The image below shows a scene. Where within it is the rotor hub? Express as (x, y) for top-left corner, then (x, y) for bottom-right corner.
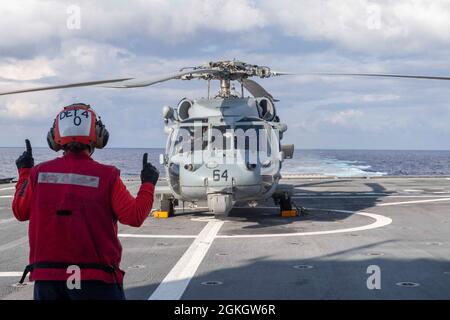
(183, 60), (276, 82)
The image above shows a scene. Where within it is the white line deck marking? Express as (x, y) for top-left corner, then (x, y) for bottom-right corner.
(0, 272), (22, 277)
(0, 196), (13, 198)
(119, 233), (196, 239)
(376, 198), (450, 206)
(216, 210), (392, 239)
(149, 220), (224, 300)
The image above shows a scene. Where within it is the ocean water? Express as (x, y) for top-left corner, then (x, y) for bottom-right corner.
(0, 148), (164, 180)
(2, 148), (450, 179)
(282, 149), (450, 177)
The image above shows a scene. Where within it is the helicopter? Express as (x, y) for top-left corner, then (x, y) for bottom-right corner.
(154, 61), (296, 217)
(2, 59), (450, 217)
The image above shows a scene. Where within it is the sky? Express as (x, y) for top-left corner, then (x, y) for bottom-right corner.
(1, 0), (450, 150)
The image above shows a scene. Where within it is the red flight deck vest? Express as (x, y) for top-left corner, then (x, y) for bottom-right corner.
(27, 153), (124, 283)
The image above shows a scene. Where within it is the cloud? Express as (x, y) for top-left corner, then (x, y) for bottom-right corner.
(2, 1), (450, 149)
(328, 109), (364, 125)
(361, 94), (400, 102)
(0, 90), (63, 121)
(0, 0), (265, 54)
(0, 57), (56, 81)
(3, 0), (450, 55)
(263, 0), (450, 53)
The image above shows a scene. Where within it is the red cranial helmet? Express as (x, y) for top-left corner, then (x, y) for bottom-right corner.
(47, 103), (109, 152)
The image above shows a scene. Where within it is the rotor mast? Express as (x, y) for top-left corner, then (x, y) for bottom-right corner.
(219, 79), (231, 98)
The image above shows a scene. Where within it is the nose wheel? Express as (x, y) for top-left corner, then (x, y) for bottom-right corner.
(208, 193), (233, 218)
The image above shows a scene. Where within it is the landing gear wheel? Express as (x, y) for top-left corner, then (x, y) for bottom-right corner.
(273, 193), (303, 217)
(159, 196), (178, 217)
(278, 194), (293, 211)
(273, 193), (292, 210)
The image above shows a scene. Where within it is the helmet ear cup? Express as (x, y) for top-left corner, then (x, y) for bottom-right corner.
(47, 127), (61, 152)
(95, 120), (109, 149)
(101, 128), (109, 148)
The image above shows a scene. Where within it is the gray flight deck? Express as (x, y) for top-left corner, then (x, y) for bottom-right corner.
(0, 176), (449, 300)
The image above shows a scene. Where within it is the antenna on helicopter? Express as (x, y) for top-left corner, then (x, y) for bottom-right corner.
(207, 79), (211, 99)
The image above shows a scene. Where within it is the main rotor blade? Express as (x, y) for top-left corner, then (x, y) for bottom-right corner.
(241, 79), (276, 101)
(101, 69), (219, 88)
(315, 73), (450, 81)
(0, 78), (133, 96)
(0, 69), (219, 96)
(271, 70), (295, 76)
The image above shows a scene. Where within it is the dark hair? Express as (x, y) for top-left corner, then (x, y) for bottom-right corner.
(63, 142), (91, 153)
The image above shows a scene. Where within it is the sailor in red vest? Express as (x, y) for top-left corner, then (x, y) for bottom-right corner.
(12, 103), (159, 300)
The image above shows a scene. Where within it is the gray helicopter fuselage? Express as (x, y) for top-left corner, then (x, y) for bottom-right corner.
(160, 96), (290, 214)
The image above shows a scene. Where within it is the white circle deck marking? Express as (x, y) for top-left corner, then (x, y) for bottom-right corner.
(124, 208), (393, 240)
(215, 209), (392, 239)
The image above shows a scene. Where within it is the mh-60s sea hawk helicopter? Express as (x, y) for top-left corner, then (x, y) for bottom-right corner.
(0, 60), (297, 217)
(155, 61), (297, 217)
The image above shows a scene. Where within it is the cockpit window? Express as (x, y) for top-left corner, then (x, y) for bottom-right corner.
(167, 123), (208, 156)
(167, 122), (278, 164)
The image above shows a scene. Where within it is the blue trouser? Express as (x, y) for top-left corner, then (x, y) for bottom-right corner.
(33, 281), (126, 300)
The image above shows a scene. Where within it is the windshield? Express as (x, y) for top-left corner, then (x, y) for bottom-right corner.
(167, 122), (279, 165)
